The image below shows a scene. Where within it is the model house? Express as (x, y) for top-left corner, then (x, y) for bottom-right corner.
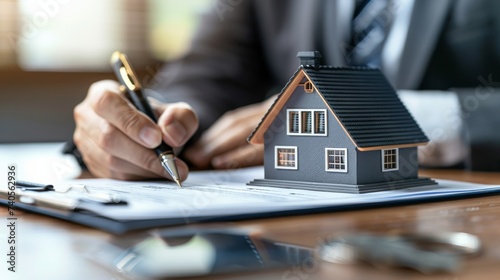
(248, 51), (436, 193)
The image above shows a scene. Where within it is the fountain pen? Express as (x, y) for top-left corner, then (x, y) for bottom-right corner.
(110, 51), (182, 187)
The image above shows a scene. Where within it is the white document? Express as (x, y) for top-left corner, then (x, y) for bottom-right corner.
(40, 166), (500, 222)
(3, 144), (499, 226)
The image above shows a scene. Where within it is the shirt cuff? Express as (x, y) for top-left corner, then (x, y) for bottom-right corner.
(397, 90), (468, 167)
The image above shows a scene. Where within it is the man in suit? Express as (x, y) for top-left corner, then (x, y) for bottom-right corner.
(73, 0), (500, 181)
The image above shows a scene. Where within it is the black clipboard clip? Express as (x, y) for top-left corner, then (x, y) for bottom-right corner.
(16, 181), (55, 191)
(0, 181), (128, 211)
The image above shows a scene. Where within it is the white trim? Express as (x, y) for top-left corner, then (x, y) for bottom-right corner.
(275, 146), (298, 170)
(325, 148), (348, 173)
(287, 109), (301, 135)
(286, 109), (327, 136)
(381, 148), (399, 172)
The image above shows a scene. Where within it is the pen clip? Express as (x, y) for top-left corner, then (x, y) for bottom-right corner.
(111, 51), (142, 92)
(120, 67), (137, 91)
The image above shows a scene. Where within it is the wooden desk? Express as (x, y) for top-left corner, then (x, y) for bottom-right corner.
(2, 168), (500, 280)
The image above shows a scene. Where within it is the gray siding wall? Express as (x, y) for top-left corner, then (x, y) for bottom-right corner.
(263, 86), (358, 184)
(356, 147), (419, 184)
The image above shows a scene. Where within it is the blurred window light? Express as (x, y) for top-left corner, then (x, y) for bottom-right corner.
(148, 0), (211, 61)
(16, 0), (128, 71)
(0, 0), (17, 66)
(1, 0), (209, 71)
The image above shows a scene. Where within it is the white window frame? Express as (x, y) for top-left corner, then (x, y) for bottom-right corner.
(381, 148), (399, 172)
(325, 148), (348, 173)
(286, 109), (327, 136)
(275, 146), (298, 170)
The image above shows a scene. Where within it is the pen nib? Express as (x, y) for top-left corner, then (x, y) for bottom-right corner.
(174, 178), (182, 188)
(159, 153), (182, 188)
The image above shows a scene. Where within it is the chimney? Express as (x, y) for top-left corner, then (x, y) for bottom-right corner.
(297, 51), (322, 67)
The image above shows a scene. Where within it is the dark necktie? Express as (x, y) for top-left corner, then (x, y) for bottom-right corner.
(348, 0), (392, 67)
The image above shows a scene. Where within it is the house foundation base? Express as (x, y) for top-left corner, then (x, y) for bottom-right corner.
(247, 177), (438, 194)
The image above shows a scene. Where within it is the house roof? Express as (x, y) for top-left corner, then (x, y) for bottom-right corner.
(248, 65), (429, 151)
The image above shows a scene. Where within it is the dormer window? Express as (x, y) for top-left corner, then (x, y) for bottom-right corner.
(287, 109), (327, 136)
(304, 81), (314, 93)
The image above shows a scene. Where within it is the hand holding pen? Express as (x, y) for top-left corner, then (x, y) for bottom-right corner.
(111, 51), (185, 186)
(72, 53), (198, 182)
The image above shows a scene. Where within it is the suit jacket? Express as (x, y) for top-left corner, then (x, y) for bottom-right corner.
(154, 0), (500, 170)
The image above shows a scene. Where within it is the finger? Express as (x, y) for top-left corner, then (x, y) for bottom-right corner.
(76, 126), (190, 181)
(74, 119), (159, 178)
(87, 81), (162, 149)
(79, 144), (157, 180)
(147, 96), (165, 117)
(79, 106), (167, 176)
(211, 144), (264, 169)
(157, 102), (199, 148)
(201, 95), (276, 142)
(183, 99), (270, 169)
(74, 104), (189, 181)
(184, 116), (256, 169)
(199, 105), (263, 145)
(193, 124), (250, 159)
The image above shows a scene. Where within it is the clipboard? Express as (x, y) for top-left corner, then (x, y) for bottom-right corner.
(2, 174), (500, 234)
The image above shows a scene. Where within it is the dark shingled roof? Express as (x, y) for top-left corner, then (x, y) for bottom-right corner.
(302, 65), (428, 147)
